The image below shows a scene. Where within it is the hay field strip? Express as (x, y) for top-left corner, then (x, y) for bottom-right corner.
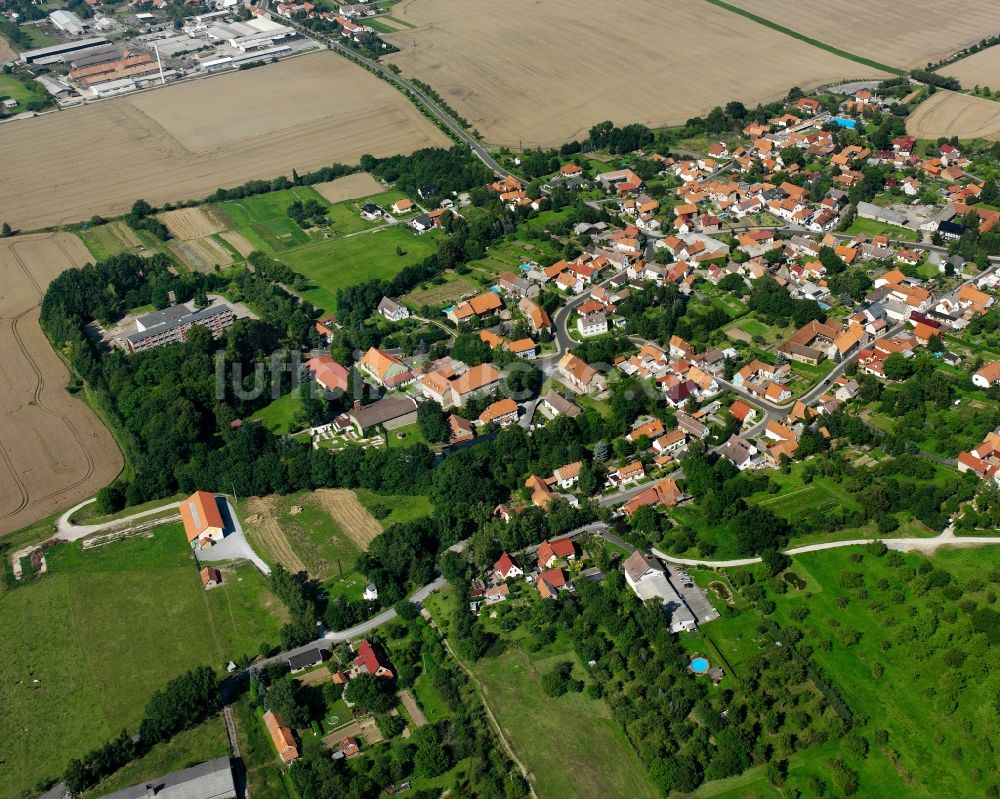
(314, 489), (382, 549)
(723, 0), (1000, 69)
(0, 52), (449, 231)
(383, 0), (888, 147)
(0, 233), (122, 536)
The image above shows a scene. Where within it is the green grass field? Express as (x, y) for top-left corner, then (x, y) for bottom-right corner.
(0, 74), (46, 111)
(354, 489), (433, 528)
(323, 189), (410, 235)
(384, 421), (429, 449)
(1, 526), (221, 797)
(204, 562), (288, 662)
(248, 390), (304, 435)
(847, 216), (919, 242)
(474, 645), (657, 799)
(220, 187), (330, 252)
(282, 226), (442, 313)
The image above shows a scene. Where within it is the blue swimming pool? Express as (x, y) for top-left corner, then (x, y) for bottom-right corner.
(830, 116), (858, 129)
(690, 657), (710, 674)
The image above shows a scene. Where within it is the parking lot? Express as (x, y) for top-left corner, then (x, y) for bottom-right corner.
(667, 567), (721, 626)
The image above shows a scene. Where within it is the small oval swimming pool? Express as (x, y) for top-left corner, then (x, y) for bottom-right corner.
(690, 657), (710, 674)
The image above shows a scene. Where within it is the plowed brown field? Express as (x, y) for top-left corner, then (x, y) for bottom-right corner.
(0, 233), (123, 535)
(0, 52), (449, 231)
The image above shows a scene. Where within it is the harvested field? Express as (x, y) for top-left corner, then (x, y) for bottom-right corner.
(0, 52), (449, 231)
(0, 234), (123, 536)
(403, 274), (478, 307)
(906, 89), (1000, 140)
(0, 35), (16, 64)
(383, 0), (886, 147)
(168, 235), (235, 272)
(220, 231), (256, 257)
(314, 488), (383, 549)
(241, 491), (375, 580)
(313, 173), (385, 204)
(942, 45), (1000, 91)
(243, 496), (307, 575)
(159, 206), (231, 240)
(725, 0), (1000, 68)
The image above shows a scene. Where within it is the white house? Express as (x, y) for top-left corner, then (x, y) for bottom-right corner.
(377, 296), (410, 322)
(577, 312), (608, 338)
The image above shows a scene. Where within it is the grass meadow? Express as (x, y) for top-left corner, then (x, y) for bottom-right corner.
(473, 643), (658, 799)
(249, 390), (304, 435)
(0, 526), (222, 797)
(283, 226), (442, 313)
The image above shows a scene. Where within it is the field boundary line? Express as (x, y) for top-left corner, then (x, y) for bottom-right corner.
(701, 0), (904, 75)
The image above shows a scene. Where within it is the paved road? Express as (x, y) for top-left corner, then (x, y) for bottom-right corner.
(195, 499), (271, 576)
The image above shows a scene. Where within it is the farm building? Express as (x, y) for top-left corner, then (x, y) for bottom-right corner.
(180, 490), (226, 550)
(97, 756), (236, 799)
(344, 396), (418, 434)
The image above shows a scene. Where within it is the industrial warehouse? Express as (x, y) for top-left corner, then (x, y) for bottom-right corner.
(11, 9), (316, 105)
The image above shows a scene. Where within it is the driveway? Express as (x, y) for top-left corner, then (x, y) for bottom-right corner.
(195, 497), (270, 576)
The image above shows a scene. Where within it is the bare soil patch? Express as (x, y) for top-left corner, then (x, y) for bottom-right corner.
(0, 36), (16, 64)
(398, 689), (427, 727)
(168, 236), (235, 272)
(726, 0), (1000, 68)
(0, 233), (123, 536)
(313, 173), (385, 203)
(159, 206), (231, 240)
(313, 489), (383, 549)
(383, 0), (885, 147)
(220, 231), (256, 258)
(323, 717), (383, 747)
(296, 666), (332, 686)
(0, 52), (449, 230)
(243, 496), (307, 575)
(906, 89), (1000, 140)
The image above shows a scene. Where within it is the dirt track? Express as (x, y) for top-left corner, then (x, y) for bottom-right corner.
(906, 90), (1000, 140)
(0, 233), (123, 536)
(0, 52), (449, 231)
(383, 0), (886, 147)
